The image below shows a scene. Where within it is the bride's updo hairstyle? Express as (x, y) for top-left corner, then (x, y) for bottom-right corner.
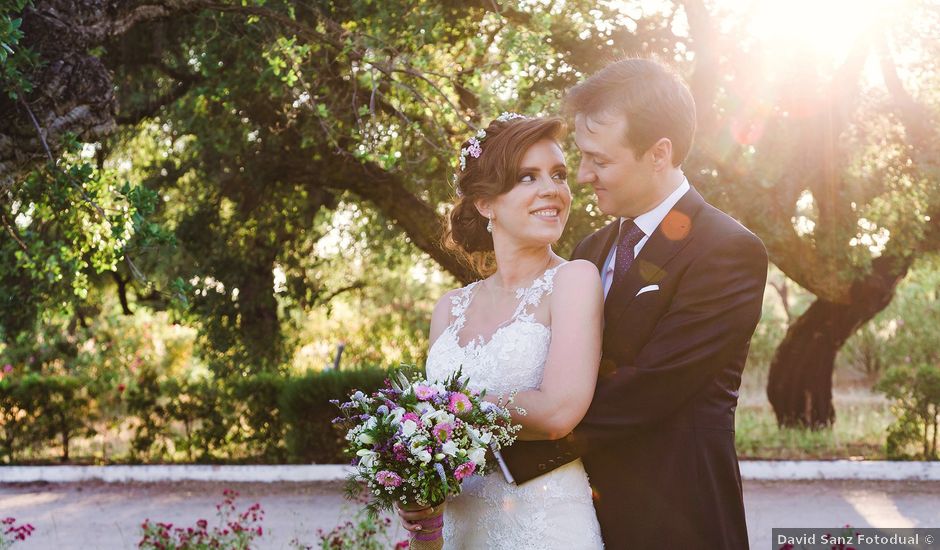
(446, 116), (565, 270)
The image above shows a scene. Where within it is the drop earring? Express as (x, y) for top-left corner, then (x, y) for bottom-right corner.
(486, 216), (494, 234)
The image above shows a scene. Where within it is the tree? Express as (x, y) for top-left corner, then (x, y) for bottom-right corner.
(0, 0), (179, 339)
(2, 1), (938, 424)
(693, 9), (940, 427)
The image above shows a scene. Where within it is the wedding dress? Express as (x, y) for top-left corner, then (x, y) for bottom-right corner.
(425, 263), (604, 549)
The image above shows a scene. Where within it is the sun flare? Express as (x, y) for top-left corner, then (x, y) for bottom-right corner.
(606, 0), (911, 65)
(740, 0), (895, 62)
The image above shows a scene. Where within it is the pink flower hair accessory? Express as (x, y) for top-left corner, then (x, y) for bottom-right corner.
(456, 112), (527, 172)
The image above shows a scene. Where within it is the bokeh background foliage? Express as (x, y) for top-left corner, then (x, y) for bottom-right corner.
(0, 0), (938, 463)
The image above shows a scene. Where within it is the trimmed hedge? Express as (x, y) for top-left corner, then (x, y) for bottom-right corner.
(280, 367), (387, 464)
(0, 367), (388, 464)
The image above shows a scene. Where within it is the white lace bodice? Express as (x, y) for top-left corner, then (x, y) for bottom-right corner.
(424, 263), (604, 549)
(425, 264), (560, 394)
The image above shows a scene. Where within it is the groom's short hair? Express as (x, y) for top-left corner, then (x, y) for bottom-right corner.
(565, 58), (696, 167)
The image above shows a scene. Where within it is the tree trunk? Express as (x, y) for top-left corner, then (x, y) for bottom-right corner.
(931, 405), (937, 460)
(236, 254), (282, 368)
(767, 254), (912, 428)
(61, 425), (69, 463)
(111, 270), (132, 315)
(0, 0), (216, 188)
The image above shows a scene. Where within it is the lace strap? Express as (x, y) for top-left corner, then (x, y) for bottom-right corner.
(509, 263), (564, 322)
(449, 281), (480, 331)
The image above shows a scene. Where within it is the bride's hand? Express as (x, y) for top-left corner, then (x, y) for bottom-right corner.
(395, 503), (440, 532)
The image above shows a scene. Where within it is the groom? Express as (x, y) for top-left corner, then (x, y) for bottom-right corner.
(499, 58), (768, 549)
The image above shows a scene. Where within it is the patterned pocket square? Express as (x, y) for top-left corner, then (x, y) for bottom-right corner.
(635, 284), (659, 297)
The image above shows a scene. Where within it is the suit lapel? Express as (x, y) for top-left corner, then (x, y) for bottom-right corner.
(581, 220), (620, 272)
(603, 187), (706, 324)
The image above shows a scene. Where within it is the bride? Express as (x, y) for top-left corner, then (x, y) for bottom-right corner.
(402, 114), (604, 549)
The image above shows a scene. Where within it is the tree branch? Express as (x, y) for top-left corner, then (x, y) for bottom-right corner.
(110, 270), (133, 315)
(319, 281), (367, 304)
(306, 153), (476, 285)
(69, 1), (335, 45)
(115, 63), (203, 126)
(0, 204), (29, 253)
(877, 33), (934, 147)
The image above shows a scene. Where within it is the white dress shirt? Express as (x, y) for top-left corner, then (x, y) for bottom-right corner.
(602, 179), (691, 298)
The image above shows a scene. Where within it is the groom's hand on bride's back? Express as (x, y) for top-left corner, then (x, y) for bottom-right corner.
(395, 503), (434, 532)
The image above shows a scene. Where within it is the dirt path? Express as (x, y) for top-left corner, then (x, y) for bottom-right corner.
(0, 481), (389, 549)
(2, 480), (938, 549)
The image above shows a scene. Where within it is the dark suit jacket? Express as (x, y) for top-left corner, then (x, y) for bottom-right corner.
(501, 186), (768, 550)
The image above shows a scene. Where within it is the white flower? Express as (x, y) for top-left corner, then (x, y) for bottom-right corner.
(496, 112), (526, 122)
(357, 432), (374, 445)
(357, 449), (378, 470)
(422, 409), (453, 426)
(345, 426), (361, 441)
(441, 440), (458, 457)
(466, 426), (484, 444)
(389, 407), (405, 426)
(401, 419), (418, 438)
(476, 129), (487, 139)
(477, 431), (492, 445)
(410, 439), (432, 463)
(414, 401), (434, 414)
(468, 446), (487, 467)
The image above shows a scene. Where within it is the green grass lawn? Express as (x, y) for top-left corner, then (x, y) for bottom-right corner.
(734, 361), (894, 460)
(735, 397), (893, 460)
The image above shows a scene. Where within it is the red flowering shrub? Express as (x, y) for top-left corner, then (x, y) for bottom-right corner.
(1, 517), (35, 549)
(138, 489), (264, 549)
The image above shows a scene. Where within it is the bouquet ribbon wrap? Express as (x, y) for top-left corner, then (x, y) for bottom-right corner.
(404, 502), (446, 550)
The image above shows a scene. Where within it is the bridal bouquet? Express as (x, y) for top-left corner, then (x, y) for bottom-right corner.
(332, 368), (521, 549)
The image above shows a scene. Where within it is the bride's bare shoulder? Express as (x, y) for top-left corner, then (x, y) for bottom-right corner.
(554, 259), (601, 287)
(550, 261), (602, 317)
